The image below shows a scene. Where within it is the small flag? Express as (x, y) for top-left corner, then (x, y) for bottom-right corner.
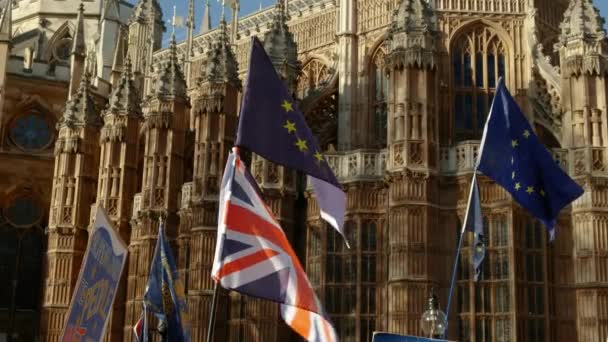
(212, 150), (337, 342)
(171, 5), (184, 28)
(143, 221), (190, 341)
(133, 304), (148, 342)
(172, 15), (184, 27)
(219, 0), (234, 8)
(463, 174), (485, 281)
(477, 79), (584, 239)
(236, 37), (348, 245)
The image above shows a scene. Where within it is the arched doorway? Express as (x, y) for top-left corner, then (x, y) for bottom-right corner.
(0, 194), (45, 341)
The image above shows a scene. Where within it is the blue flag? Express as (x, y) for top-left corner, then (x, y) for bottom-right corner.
(477, 79), (584, 238)
(372, 332), (447, 342)
(143, 221), (190, 341)
(235, 37), (347, 243)
(463, 174), (485, 281)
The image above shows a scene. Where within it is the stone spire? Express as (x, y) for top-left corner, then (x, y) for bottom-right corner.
(386, 0), (438, 69)
(202, 17), (240, 88)
(62, 75), (102, 127)
(101, 0), (121, 22)
(263, 0), (299, 91)
(153, 35), (187, 98)
(72, 4), (86, 57)
(0, 0), (12, 43)
(559, 0), (606, 45)
(229, 0), (239, 43)
(111, 26), (127, 86)
(201, 0), (211, 34)
(108, 58), (142, 117)
(69, 4), (87, 98)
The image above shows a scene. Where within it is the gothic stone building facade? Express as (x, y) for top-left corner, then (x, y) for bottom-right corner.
(0, 0), (607, 341)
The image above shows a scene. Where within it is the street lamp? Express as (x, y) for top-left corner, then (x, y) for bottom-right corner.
(158, 318), (168, 342)
(421, 289), (447, 339)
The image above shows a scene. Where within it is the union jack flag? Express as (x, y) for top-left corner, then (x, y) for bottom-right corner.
(211, 149), (337, 342)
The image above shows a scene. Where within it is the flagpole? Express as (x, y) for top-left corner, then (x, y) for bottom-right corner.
(443, 172), (478, 339)
(206, 282), (220, 342)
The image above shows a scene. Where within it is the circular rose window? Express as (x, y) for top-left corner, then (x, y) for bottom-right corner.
(53, 38), (73, 62)
(4, 196), (43, 228)
(9, 114), (53, 151)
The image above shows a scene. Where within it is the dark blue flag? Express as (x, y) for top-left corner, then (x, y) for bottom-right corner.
(477, 79), (584, 238)
(143, 221), (190, 341)
(463, 174), (485, 281)
(236, 37), (347, 242)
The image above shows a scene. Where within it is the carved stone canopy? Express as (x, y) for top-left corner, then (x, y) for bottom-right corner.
(201, 19), (241, 89)
(107, 58), (142, 118)
(129, 0), (163, 25)
(263, 0), (300, 90)
(558, 0), (606, 46)
(60, 75), (102, 128)
(385, 0), (438, 70)
(153, 36), (188, 100)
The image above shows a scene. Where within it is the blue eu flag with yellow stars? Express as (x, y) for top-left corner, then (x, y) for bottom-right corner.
(477, 79), (584, 239)
(143, 220), (190, 341)
(236, 37), (347, 242)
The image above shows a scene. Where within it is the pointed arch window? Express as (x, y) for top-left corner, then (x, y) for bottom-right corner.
(371, 48), (388, 147)
(452, 28), (507, 141)
(458, 213), (513, 342)
(310, 218), (380, 342)
(0, 194), (45, 341)
(296, 59), (331, 100)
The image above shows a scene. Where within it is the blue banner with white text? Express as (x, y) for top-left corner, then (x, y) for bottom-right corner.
(372, 332), (448, 342)
(60, 208), (128, 342)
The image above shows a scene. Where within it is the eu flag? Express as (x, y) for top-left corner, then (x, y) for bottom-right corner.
(143, 221), (190, 341)
(236, 37), (347, 241)
(477, 79), (584, 238)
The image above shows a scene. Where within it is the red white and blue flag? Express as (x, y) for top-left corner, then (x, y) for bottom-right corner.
(133, 304), (147, 342)
(212, 150), (337, 342)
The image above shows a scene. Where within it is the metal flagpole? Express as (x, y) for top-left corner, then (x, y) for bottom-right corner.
(206, 282), (220, 342)
(442, 172), (478, 339)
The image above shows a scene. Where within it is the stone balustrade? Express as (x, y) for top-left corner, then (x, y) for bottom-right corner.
(309, 143), (608, 182)
(440, 142), (608, 177)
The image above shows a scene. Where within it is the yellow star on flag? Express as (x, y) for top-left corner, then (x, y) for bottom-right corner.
(295, 138), (308, 152)
(515, 182), (521, 191)
(540, 189), (546, 197)
(523, 130), (531, 138)
(526, 186), (535, 194)
(512, 171), (516, 179)
(282, 100), (294, 113)
(512, 139), (518, 148)
(283, 120), (296, 134)
(314, 151), (324, 163)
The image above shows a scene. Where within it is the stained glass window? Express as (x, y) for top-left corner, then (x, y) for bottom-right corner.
(452, 27), (507, 141)
(10, 114), (53, 151)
